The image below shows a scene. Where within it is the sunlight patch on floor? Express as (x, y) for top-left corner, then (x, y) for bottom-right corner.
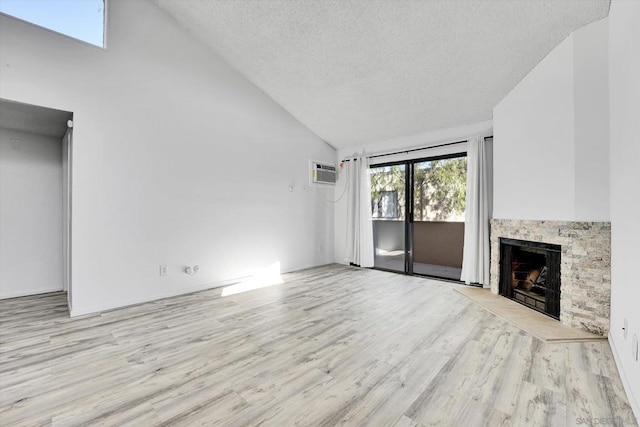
(221, 262), (283, 297)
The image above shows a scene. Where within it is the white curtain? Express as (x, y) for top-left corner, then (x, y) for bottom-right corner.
(461, 135), (492, 286)
(346, 156), (375, 267)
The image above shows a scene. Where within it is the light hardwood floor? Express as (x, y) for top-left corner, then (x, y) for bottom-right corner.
(0, 265), (636, 426)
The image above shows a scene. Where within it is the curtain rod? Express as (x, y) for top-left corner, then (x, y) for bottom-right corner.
(341, 135), (492, 162)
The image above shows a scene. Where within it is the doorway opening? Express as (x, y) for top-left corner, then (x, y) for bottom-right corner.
(0, 98), (73, 311)
(370, 153), (467, 280)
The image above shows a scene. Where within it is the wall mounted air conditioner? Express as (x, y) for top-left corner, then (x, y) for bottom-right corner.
(310, 160), (337, 185)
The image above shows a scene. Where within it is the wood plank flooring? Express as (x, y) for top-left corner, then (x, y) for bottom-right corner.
(0, 265), (636, 426)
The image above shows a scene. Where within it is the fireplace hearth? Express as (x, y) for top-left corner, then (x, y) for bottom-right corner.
(499, 238), (561, 319)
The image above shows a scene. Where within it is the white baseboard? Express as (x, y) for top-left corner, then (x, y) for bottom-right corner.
(0, 287), (64, 300)
(608, 333), (640, 423)
(69, 276), (247, 317)
(68, 262), (336, 317)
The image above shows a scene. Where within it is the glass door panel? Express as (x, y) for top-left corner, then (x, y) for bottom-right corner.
(370, 164), (406, 272)
(412, 156), (467, 280)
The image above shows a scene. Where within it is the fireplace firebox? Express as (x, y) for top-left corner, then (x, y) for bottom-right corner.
(499, 238), (561, 319)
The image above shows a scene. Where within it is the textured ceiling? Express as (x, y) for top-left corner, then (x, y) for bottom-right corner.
(152, 0), (610, 149)
(0, 99), (72, 138)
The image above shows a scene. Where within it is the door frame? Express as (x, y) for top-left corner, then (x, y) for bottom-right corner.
(62, 124), (73, 311)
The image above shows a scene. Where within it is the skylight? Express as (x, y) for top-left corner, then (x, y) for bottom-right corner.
(0, 0), (105, 47)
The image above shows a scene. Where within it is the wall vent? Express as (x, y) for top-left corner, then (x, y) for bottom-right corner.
(310, 160), (337, 185)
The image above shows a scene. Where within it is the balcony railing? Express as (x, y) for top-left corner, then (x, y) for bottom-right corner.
(373, 219), (464, 279)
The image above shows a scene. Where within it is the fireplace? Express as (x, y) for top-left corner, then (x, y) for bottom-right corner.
(499, 238), (561, 319)
(491, 219), (611, 335)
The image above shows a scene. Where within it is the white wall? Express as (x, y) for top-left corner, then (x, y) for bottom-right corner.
(493, 19), (610, 222)
(0, 0), (335, 315)
(336, 120), (493, 163)
(0, 128), (63, 298)
(574, 18), (610, 221)
(333, 121), (493, 264)
(493, 35), (576, 220)
(608, 0), (640, 418)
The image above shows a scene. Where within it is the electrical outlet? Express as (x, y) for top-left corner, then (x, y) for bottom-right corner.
(632, 334), (639, 361)
(160, 264), (168, 276)
(624, 318), (628, 340)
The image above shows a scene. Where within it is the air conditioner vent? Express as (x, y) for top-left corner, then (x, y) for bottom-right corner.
(310, 160), (337, 185)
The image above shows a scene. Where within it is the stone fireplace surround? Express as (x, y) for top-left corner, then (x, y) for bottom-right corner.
(490, 219), (611, 335)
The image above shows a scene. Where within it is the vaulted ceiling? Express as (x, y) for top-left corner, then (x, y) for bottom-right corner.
(152, 0), (610, 149)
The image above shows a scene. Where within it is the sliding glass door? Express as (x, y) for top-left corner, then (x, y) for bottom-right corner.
(370, 154), (467, 280)
(370, 164), (407, 273)
(411, 156), (467, 279)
